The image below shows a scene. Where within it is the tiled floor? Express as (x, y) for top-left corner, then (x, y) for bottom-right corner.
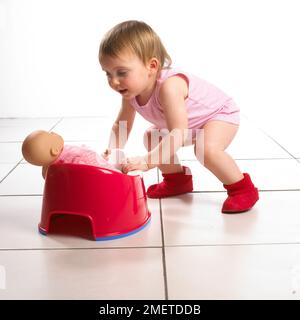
(1, 116), (300, 300)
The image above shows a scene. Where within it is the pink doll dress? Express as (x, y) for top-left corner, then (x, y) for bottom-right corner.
(54, 145), (120, 172)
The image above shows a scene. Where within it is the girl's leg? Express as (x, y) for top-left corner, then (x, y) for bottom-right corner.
(194, 120), (258, 213)
(143, 127), (183, 174)
(143, 126), (193, 198)
(194, 120), (243, 185)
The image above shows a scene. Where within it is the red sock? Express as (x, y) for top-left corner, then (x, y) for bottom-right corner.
(222, 173), (259, 213)
(147, 166), (193, 198)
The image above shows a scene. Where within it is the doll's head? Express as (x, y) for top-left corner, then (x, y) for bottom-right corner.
(22, 130), (64, 166)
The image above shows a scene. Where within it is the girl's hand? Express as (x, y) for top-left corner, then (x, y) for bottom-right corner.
(102, 149), (111, 161)
(121, 156), (155, 174)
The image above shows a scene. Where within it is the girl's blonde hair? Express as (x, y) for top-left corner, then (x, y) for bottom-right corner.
(99, 20), (172, 70)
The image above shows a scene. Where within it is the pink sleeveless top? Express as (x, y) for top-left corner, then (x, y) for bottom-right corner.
(130, 68), (240, 131)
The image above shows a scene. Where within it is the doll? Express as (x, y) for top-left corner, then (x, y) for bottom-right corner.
(21, 130), (124, 178)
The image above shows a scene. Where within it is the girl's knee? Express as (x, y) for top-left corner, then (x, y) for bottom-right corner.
(143, 130), (151, 150)
(194, 143), (221, 167)
(143, 127), (168, 151)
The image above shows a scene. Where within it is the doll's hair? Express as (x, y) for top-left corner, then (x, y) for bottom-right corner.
(99, 20), (172, 70)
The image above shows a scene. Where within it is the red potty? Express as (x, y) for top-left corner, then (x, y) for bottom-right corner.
(39, 163), (151, 240)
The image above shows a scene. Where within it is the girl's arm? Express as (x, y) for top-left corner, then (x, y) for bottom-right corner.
(106, 98), (136, 151)
(146, 76), (188, 166)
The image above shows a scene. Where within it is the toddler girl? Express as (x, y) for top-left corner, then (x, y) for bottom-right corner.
(99, 20), (259, 213)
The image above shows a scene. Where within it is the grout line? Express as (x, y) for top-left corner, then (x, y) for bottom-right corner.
(1, 188), (300, 198)
(0, 117), (62, 120)
(242, 114), (299, 160)
(159, 197), (169, 300)
(2, 241), (300, 252)
(0, 194), (43, 197)
(233, 157), (295, 161)
(0, 141), (26, 144)
(164, 242), (300, 248)
(155, 168), (169, 300)
(191, 189), (300, 193)
(0, 116), (110, 120)
(49, 118), (64, 131)
(0, 116), (61, 184)
(0, 159), (23, 184)
(0, 140), (107, 142)
(0, 246), (163, 252)
(15, 115), (112, 119)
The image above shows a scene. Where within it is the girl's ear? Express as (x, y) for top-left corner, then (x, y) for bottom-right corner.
(148, 58), (159, 73)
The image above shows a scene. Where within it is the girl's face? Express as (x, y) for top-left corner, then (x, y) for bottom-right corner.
(100, 51), (158, 101)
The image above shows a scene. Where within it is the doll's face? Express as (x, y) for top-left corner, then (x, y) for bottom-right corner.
(22, 130), (64, 166)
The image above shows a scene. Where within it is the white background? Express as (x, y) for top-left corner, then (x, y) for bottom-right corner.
(1, 0), (299, 136)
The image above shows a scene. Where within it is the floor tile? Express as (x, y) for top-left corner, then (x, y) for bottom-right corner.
(0, 248), (164, 299)
(0, 196), (161, 249)
(0, 118), (61, 142)
(226, 118), (291, 159)
(163, 159), (300, 191)
(176, 118), (291, 161)
(0, 164), (17, 182)
(0, 142), (23, 164)
(237, 159), (300, 190)
(51, 117), (112, 142)
(0, 164), (44, 195)
(166, 244), (300, 299)
(257, 118), (300, 158)
(162, 191), (300, 246)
